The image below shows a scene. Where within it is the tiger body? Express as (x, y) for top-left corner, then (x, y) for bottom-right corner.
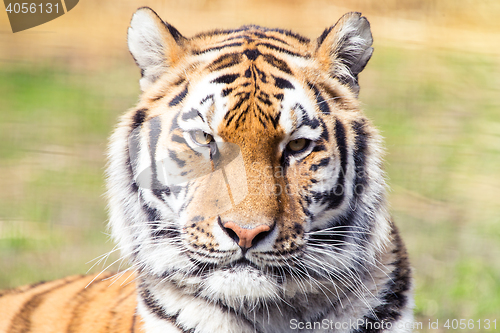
(1, 7), (413, 333)
(0, 272), (141, 332)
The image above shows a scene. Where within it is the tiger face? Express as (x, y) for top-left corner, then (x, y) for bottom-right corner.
(107, 8), (411, 331)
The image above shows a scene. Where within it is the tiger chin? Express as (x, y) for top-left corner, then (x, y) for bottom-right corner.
(1, 7), (414, 333)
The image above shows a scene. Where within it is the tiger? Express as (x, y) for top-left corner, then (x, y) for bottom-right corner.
(0, 7), (414, 333)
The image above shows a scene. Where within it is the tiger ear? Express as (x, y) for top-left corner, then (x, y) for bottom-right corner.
(128, 7), (186, 91)
(316, 12), (373, 95)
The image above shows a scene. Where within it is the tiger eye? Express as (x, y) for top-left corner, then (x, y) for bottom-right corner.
(287, 138), (308, 152)
(192, 130), (214, 146)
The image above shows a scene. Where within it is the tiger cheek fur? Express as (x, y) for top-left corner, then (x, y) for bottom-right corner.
(0, 7), (413, 333)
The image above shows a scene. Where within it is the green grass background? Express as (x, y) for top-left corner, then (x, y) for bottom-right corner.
(1, 1), (499, 331)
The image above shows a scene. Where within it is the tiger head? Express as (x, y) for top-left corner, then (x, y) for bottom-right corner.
(107, 7), (391, 313)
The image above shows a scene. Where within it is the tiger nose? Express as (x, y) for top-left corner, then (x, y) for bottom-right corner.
(221, 221), (272, 249)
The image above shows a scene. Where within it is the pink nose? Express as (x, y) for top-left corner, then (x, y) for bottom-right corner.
(222, 222), (271, 249)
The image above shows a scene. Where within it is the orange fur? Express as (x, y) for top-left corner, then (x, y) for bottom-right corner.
(0, 273), (143, 333)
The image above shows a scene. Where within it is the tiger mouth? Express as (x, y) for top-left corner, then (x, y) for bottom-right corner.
(188, 255), (261, 275)
(228, 257), (259, 269)
(185, 248), (307, 281)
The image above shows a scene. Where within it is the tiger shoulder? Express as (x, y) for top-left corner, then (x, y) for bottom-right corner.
(1, 7), (413, 333)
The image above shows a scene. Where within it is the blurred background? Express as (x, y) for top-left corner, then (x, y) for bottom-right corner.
(1, 0), (499, 330)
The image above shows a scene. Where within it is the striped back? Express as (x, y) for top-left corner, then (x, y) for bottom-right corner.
(0, 272), (141, 333)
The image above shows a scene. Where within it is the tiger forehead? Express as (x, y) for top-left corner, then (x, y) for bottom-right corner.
(183, 28), (311, 141)
(191, 25), (311, 56)
(209, 54), (292, 141)
(193, 26), (312, 76)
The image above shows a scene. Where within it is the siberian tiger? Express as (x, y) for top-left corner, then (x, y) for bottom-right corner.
(0, 7), (413, 333)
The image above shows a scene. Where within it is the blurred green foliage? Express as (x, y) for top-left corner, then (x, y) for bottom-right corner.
(0, 63), (138, 286)
(0, 44), (499, 329)
(363, 45), (500, 323)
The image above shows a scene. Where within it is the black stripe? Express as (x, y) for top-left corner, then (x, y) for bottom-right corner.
(194, 27), (252, 39)
(168, 149), (186, 168)
(234, 106), (249, 130)
(254, 66), (268, 83)
(222, 87), (233, 97)
(128, 180), (139, 193)
(194, 42), (243, 55)
(310, 119), (374, 247)
(170, 113), (179, 132)
(302, 115), (320, 129)
(128, 123), (142, 182)
(243, 48), (260, 61)
(320, 120), (330, 141)
(131, 312), (136, 333)
(224, 112), (236, 127)
(329, 119), (347, 209)
(165, 22), (185, 43)
(171, 134), (186, 144)
(244, 68), (251, 78)
(0, 280), (49, 298)
(182, 108), (202, 121)
(211, 73), (239, 85)
(208, 53), (242, 71)
(174, 77), (186, 86)
(200, 94), (214, 105)
(169, 85), (189, 107)
(319, 82), (341, 104)
(256, 42), (305, 58)
(311, 144), (326, 152)
(271, 112), (281, 129)
(255, 104), (270, 123)
(273, 76), (294, 89)
(107, 289), (136, 332)
(294, 103), (306, 115)
(132, 108), (148, 129)
(310, 157), (330, 172)
(353, 224), (411, 333)
(219, 34), (252, 43)
(295, 103), (320, 130)
(126, 145), (138, 194)
(257, 94), (272, 106)
(150, 94), (164, 102)
(352, 120), (369, 199)
(252, 31), (290, 45)
(268, 27), (310, 44)
(308, 82), (330, 115)
(262, 54), (292, 74)
(312, 119), (346, 211)
(149, 116), (162, 169)
(140, 288), (194, 333)
(148, 117), (167, 196)
(194, 25), (309, 45)
(8, 276), (85, 333)
(317, 26), (333, 46)
(143, 203), (161, 223)
(140, 288), (176, 321)
(67, 275), (112, 332)
(228, 94), (248, 113)
(142, 279), (264, 332)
